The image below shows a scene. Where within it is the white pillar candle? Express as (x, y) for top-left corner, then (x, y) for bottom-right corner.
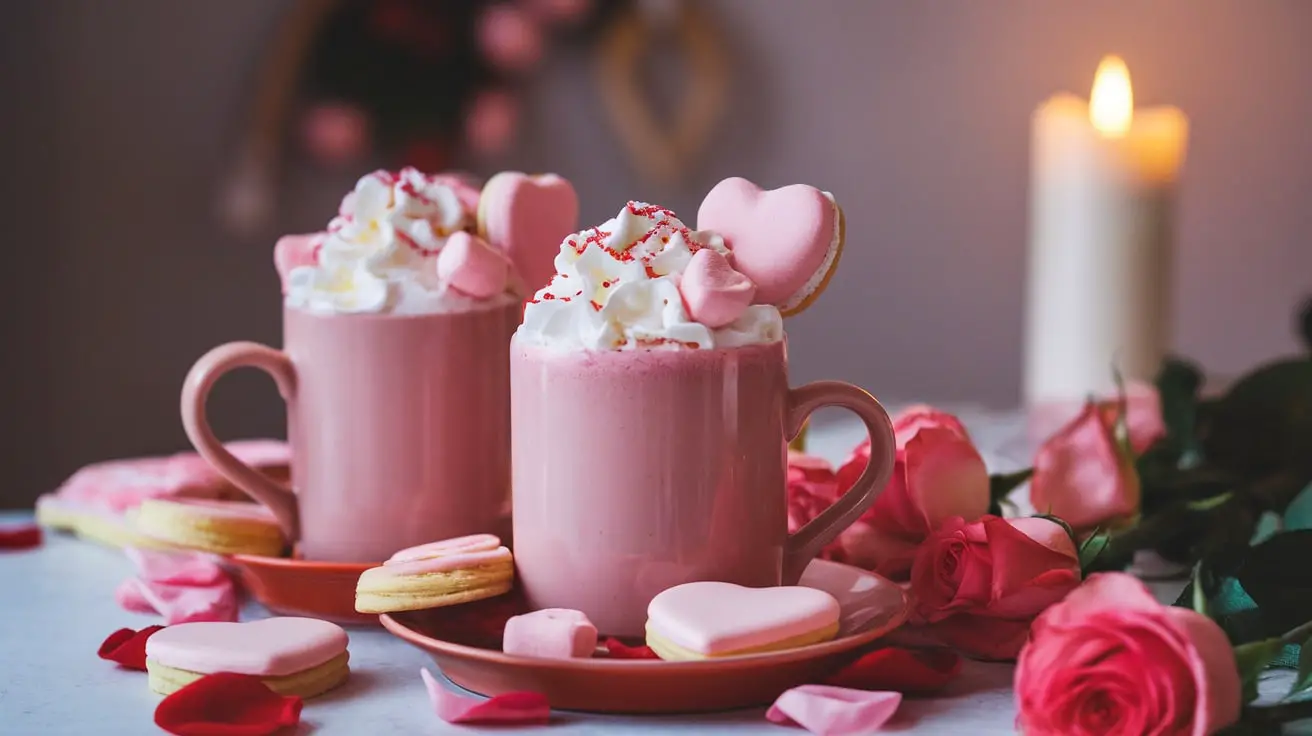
(1024, 56), (1189, 409)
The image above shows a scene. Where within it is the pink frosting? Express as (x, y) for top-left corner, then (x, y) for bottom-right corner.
(436, 232), (511, 298)
(647, 581), (840, 655)
(678, 249), (756, 328)
(368, 534), (512, 577)
(46, 441), (290, 516)
(145, 617), (348, 677)
(503, 608), (597, 659)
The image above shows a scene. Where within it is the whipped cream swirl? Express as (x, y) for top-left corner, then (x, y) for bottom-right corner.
(285, 168), (517, 315)
(518, 202), (782, 351)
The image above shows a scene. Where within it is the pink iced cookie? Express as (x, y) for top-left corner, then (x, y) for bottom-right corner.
(678, 248), (756, 328)
(144, 617), (350, 697)
(273, 233), (323, 294)
(696, 177), (843, 315)
(355, 534), (515, 613)
(437, 232), (511, 298)
(476, 171), (579, 293)
(503, 608), (598, 659)
(645, 581), (841, 660)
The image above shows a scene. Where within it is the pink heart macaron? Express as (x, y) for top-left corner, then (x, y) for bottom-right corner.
(696, 177), (844, 316)
(679, 249), (756, 328)
(476, 172), (579, 294)
(645, 581), (841, 661)
(437, 231), (512, 299)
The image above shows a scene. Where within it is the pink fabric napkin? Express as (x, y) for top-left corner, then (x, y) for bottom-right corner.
(421, 669), (550, 725)
(115, 548), (237, 624)
(766, 685), (902, 735)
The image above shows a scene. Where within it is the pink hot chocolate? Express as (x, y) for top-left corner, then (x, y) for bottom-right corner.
(503, 608), (598, 659)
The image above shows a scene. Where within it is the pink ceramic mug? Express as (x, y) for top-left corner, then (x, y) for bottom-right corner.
(510, 337), (897, 636)
(181, 306), (519, 562)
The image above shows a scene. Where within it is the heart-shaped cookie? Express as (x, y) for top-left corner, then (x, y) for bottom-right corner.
(436, 232), (511, 299)
(477, 172), (579, 294)
(679, 248), (756, 328)
(145, 617), (348, 677)
(646, 581), (840, 660)
(696, 177), (844, 316)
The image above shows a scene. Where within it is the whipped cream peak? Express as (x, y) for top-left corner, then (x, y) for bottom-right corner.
(518, 202), (782, 351)
(285, 168), (517, 315)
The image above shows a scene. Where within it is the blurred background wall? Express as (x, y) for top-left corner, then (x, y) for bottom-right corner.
(2, 0), (1309, 507)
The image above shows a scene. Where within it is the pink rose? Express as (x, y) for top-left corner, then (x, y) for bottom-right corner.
(1030, 398), (1141, 533)
(1016, 573), (1241, 736)
(834, 406), (989, 579)
(908, 515), (1081, 660)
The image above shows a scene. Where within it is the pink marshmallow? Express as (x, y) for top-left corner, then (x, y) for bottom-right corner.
(502, 608), (598, 659)
(437, 231), (511, 299)
(679, 248), (756, 328)
(273, 233), (322, 293)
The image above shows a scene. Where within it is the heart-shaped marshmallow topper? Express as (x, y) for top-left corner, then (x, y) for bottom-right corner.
(145, 617), (348, 676)
(436, 232), (511, 299)
(647, 581), (840, 655)
(477, 172), (579, 294)
(679, 249), (757, 328)
(696, 177), (844, 315)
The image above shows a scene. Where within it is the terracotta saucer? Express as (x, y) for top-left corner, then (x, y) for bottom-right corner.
(227, 553), (376, 626)
(380, 560), (908, 714)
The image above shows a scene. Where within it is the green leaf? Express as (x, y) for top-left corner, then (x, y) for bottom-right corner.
(1156, 356), (1204, 458)
(1290, 637), (1312, 699)
(1201, 359), (1312, 480)
(989, 468), (1033, 504)
(1235, 638), (1285, 703)
(1192, 563), (1209, 617)
(1078, 529), (1110, 575)
(1188, 492), (1235, 512)
(1236, 531), (1312, 634)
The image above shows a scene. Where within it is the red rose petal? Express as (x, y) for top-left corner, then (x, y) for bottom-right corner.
(155, 672), (302, 736)
(422, 668), (550, 725)
(603, 637), (659, 659)
(97, 625), (165, 671)
(825, 647), (962, 695)
(0, 523), (42, 550)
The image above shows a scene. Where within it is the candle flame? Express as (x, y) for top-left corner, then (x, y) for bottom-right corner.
(1090, 56), (1133, 138)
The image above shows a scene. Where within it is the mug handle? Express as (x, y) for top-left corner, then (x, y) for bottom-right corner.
(781, 381), (896, 584)
(180, 342), (300, 540)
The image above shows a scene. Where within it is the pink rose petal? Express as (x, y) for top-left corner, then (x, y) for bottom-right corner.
(767, 685), (901, 735)
(126, 547), (225, 586)
(115, 577), (238, 624)
(421, 668), (550, 725)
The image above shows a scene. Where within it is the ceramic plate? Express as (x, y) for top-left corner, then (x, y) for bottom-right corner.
(380, 559), (908, 714)
(227, 553), (376, 626)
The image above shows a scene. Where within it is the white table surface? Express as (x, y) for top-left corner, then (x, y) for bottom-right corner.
(1, 409), (1303, 734)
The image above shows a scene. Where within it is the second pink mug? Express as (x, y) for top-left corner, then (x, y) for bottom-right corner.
(511, 337), (897, 637)
(181, 305), (519, 562)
